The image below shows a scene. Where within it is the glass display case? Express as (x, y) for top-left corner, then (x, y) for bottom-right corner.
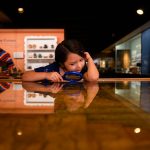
(24, 36), (57, 70)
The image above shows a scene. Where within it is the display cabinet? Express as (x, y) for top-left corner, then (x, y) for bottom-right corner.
(24, 36), (57, 70)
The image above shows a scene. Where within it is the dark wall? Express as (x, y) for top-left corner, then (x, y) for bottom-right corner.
(141, 28), (150, 74)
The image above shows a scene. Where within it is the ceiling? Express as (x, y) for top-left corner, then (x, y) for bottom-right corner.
(0, 0), (150, 57)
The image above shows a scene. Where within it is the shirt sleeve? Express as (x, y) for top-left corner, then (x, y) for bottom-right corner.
(34, 66), (47, 72)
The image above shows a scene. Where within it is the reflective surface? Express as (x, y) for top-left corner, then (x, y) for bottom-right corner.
(1, 80), (150, 149)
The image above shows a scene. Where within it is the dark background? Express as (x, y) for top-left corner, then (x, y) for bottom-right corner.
(0, 0), (150, 57)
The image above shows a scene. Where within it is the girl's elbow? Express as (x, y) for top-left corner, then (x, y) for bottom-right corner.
(92, 76), (99, 81)
(87, 75), (99, 82)
(92, 73), (99, 81)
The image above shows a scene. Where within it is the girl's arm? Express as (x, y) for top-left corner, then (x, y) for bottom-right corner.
(22, 81), (63, 93)
(83, 52), (99, 81)
(22, 71), (63, 82)
(22, 71), (47, 81)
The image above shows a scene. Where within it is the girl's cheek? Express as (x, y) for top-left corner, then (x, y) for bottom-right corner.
(82, 61), (85, 67)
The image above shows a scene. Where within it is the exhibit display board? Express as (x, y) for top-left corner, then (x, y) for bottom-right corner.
(0, 29), (64, 72)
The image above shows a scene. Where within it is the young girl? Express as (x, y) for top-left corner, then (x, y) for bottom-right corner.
(22, 39), (99, 82)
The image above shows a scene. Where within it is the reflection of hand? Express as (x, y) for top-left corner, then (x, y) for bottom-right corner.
(48, 83), (63, 93)
(22, 81), (63, 93)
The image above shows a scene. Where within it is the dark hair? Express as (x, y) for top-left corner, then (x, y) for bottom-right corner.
(55, 39), (85, 65)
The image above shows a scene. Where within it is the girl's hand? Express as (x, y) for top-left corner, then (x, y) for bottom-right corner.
(46, 72), (64, 82)
(84, 52), (92, 61)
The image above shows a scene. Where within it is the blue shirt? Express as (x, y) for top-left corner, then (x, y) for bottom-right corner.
(34, 62), (87, 75)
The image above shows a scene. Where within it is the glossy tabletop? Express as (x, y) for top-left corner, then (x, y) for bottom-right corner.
(0, 79), (150, 150)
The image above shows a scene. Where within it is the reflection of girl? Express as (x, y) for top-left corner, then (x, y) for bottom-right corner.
(22, 39), (99, 82)
(22, 81), (99, 112)
(57, 82), (99, 112)
(61, 90), (85, 112)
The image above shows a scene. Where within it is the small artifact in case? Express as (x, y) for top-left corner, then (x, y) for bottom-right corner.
(43, 44), (48, 49)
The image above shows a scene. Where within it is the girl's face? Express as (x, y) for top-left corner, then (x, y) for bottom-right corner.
(64, 53), (85, 72)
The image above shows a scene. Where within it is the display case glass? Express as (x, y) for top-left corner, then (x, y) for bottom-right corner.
(24, 36), (57, 70)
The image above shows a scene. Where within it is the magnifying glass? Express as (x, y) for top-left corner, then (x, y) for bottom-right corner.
(63, 71), (83, 82)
